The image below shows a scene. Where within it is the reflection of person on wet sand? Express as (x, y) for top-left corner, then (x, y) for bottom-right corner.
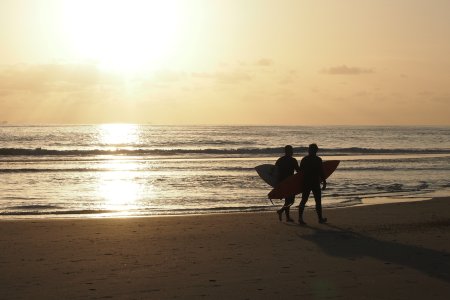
(275, 145), (300, 222)
(298, 143), (327, 225)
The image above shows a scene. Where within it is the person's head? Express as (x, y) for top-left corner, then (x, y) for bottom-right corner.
(284, 145), (294, 156)
(308, 143), (319, 155)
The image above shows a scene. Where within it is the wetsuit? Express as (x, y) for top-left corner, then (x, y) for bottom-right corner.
(299, 155), (326, 220)
(275, 155), (300, 213)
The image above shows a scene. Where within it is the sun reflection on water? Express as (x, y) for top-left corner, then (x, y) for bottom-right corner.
(96, 124), (146, 212)
(99, 124), (140, 147)
(97, 173), (142, 211)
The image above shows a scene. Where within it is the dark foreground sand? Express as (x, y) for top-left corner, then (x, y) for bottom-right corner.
(1, 198), (450, 300)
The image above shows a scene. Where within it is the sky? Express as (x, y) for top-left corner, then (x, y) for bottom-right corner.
(0, 0), (449, 125)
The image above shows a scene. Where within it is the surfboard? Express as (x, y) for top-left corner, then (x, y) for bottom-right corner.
(255, 164), (279, 187)
(268, 160), (340, 200)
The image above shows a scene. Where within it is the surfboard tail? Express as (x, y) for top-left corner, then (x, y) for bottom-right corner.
(268, 192), (282, 201)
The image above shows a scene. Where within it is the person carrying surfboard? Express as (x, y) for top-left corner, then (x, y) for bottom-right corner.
(275, 145), (300, 222)
(298, 143), (327, 225)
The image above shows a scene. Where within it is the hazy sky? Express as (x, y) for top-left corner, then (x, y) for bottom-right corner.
(1, 0), (449, 125)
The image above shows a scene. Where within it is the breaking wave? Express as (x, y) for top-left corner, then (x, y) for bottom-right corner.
(1, 147), (449, 157)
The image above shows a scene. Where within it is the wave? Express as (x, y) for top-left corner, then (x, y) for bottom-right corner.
(337, 166), (450, 171)
(1, 147), (449, 157)
(1, 165), (448, 174)
(0, 168), (109, 173)
(0, 209), (117, 216)
(0, 201), (372, 217)
(0, 205), (273, 216)
(6, 204), (61, 210)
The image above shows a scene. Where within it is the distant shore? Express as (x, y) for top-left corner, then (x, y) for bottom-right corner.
(1, 197), (449, 299)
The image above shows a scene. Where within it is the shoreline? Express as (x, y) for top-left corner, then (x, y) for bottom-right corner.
(1, 197), (449, 299)
(0, 193), (445, 221)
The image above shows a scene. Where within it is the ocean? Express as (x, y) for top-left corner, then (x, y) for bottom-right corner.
(1, 125), (449, 218)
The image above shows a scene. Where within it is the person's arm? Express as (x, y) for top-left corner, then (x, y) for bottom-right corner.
(275, 157), (281, 167)
(275, 158), (282, 181)
(294, 158), (300, 173)
(319, 157), (327, 190)
(299, 157), (304, 172)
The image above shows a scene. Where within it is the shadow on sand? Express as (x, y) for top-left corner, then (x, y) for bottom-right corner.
(297, 223), (450, 283)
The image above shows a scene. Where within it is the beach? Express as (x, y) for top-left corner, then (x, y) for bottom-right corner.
(1, 197), (449, 299)
(2, 0), (450, 298)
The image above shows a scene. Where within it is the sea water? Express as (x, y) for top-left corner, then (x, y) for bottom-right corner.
(1, 125), (449, 218)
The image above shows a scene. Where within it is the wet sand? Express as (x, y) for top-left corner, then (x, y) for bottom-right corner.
(1, 197), (449, 299)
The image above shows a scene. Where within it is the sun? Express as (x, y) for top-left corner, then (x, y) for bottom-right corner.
(62, 0), (180, 73)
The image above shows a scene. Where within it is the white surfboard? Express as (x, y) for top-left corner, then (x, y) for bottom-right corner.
(255, 164), (279, 187)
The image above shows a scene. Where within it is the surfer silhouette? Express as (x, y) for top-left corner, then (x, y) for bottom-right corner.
(275, 145), (300, 222)
(298, 143), (327, 225)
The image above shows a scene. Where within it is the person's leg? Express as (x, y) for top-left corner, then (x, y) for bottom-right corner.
(284, 195), (295, 222)
(312, 185), (327, 223)
(276, 206), (284, 221)
(298, 189), (310, 224)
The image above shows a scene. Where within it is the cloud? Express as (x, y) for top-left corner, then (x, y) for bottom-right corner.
(353, 90), (370, 97)
(321, 65), (374, 75)
(432, 95), (450, 103)
(279, 70), (298, 85)
(192, 71), (251, 84)
(236, 58), (273, 67)
(0, 63), (130, 119)
(417, 91), (433, 97)
(152, 70), (186, 82)
(190, 72), (216, 79)
(254, 58), (273, 67)
(215, 71), (251, 84)
(0, 63), (116, 94)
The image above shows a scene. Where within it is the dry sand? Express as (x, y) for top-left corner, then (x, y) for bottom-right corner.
(1, 198), (449, 299)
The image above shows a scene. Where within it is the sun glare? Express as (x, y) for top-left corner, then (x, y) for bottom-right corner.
(98, 172), (142, 211)
(63, 0), (180, 72)
(99, 124), (140, 147)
